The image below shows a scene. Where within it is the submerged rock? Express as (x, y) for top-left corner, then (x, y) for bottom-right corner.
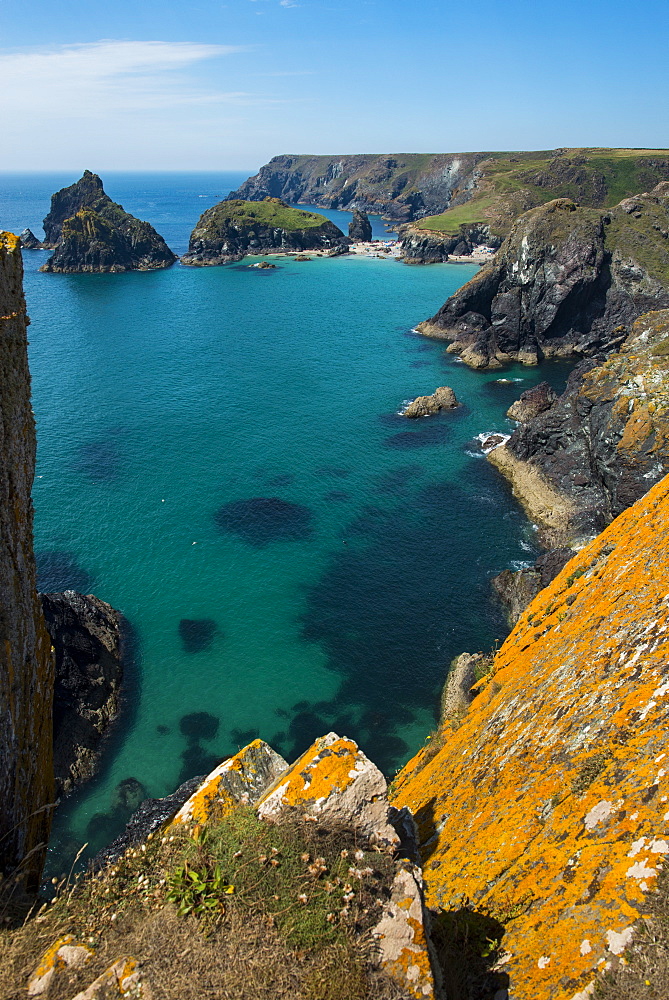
(348, 208), (372, 242)
(178, 619), (217, 654)
(41, 591), (124, 796)
(402, 385), (459, 417)
(214, 496), (313, 546)
(40, 171), (176, 273)
(181, 198), (349, 266)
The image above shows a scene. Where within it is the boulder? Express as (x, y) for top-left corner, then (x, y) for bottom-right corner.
(28, 937), (94, 997)
(403, 386), (459, 418)
(256, 732), (400, 848)
(507, 381), (558, 422)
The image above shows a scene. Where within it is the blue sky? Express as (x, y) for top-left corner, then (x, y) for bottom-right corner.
(0, 0), (667, 171)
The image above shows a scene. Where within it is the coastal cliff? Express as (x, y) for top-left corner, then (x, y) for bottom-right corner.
(391, 473), (669, 1000)
(0, 233), (55, 883)
(41, 171), (176, 273)
(181, 198), (349, 265)
(418, 186), (669, 367)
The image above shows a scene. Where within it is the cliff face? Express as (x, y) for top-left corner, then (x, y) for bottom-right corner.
(41, 172), (176, 273)
(399, 222), (500, 263)
(418, 187), (669, 367)
(348, 208), (372, 242)
(0, 234), (55, 882)
(181, 198), (349, 265)
(391, 473), (669, 1000)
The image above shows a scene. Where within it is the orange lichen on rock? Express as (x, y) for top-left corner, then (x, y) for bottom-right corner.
(391, 473), (669, 1000)
(257, 732), (400, 847)
(69, 957), (145, 1000)
(28, 935), (93, 996)
(371, 862), (438, 998)
(169, 739), (287, 827)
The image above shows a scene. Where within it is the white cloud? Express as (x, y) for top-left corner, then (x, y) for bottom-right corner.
(0, 40), (251, 117)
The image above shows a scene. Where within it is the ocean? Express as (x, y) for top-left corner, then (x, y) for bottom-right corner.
(0, 172), (572, 872)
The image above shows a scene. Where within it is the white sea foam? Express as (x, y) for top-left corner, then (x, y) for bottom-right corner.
(475, 431), (510, 454)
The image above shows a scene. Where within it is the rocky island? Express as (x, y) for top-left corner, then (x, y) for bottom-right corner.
(180, 197), (350, 265)
(40, 171), (176, 273)
(348, 207), (372, 242)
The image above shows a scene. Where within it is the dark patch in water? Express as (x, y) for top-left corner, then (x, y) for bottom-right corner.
(378, 411), (404, 428)
(214, 497), (313, 547)
(384, 423), (449, 449)
(409, 360), (432, 368)
(111, 777), (146, 813)
(179, 744), (222, 784)
(36, 550), (93, 593)
(275, 707), (289, 719)
(230, 727), (260, 746)
(300, 466), (525, 773)
(180, 711), (220, 742)
(178, 618), (218, 654)
(373, 464), (423, 495)
(73, 438), (122, 482)
(156, 724), (170, 736)
(323, 490), (350, 503)
(266, 473), (295, 489)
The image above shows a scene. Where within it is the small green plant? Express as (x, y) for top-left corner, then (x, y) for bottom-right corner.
(566, 567), (586, 586)
(166, 860), (233, 923)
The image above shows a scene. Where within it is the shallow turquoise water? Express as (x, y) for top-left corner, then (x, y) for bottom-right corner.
(1, 174), (572, 869)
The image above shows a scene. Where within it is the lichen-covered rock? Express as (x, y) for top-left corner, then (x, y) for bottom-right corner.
(170, 739), (288, 826)
(348, 208), (372, 242)
(40, 591), (124, 796)
(28, 936), (94, 996)
(181, 198), (349, 266)
(391, 473), (669, 1000)
(492, 309), (669, 545)
(257, 732), (400, 848)
(507, 381), (558, 422)
(40, 172), (176, 273)
(402, 385), (459, 418)
(371, 861), (438, 999)
(69, 958), (146, 1000)
(0, 232), (55, 883)
(417, 188), (669, 368)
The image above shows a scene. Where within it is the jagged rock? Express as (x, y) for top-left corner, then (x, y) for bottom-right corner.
(492, 547), (574, 624)
(257, 732), (400, 848)
(326, 243), (350, 257)
(40, 171), (176, 273)
(491, 310), (669, 545)
(28, 936), (94, 996)
(348, 208), (372, 242)
(507, 381), (557, 422)
(440, 653), (482, 723)
(403, 385), (459, 417)
(0, 233), (54, 883)
(371, 861), (439, 999)
(181, 198), (349, 266)
(399, 222), (500, 263)
(391, 473), (669, 1000)
(68, 958), (145, 1000)
(417, 188), (669, 367)
(171, 739), (289, 826)
(19, 228), (44, 250)
(41, 591), (124, 797)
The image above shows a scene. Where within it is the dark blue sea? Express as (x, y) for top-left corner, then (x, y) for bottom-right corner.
(0, 172), (571, 870)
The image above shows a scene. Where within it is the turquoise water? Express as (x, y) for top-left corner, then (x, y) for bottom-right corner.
(0, 174), (571, 871)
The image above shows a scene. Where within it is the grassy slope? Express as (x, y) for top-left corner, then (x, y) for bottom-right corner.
(208, 199), (332, 231)
(416, 148), (669, 235)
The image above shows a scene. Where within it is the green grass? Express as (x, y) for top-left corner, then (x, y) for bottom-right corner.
(417, 196), (498, 233)
(205, 199), (332, 231)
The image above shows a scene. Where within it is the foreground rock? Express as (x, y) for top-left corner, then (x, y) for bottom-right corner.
(348, 208), (372, 241)
(402, 385), (459, 417)
(41, 591), (124, 796)
(399, 222), (501, 263)
(391, 473), (669, 1000)
(417, 186), (669, 367)
(489, 309), (669, 547)
(181, 198), (349, 265)
(506, 380), (557, 422)
(41, 171), (176, 273)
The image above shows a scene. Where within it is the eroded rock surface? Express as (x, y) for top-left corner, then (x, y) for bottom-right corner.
(20, 228), (45, 250)
(418, 188), (669, 368)
(402, 385), (459, 418)
(507, 381), (558, 422)
(391, 473), (669, 1000)
(348, 208), (372, 242)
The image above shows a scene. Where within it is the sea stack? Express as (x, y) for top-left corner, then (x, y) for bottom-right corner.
(348, 208), (372, 242)
(19, 228), (44, 249)
(180, 197), (350, 266)
(41, 171), (177, 273)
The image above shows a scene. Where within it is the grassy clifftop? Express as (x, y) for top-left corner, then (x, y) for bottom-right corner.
(207, 198), (332, 232)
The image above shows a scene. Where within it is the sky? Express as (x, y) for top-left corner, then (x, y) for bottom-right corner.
(0, 0), (667, 172)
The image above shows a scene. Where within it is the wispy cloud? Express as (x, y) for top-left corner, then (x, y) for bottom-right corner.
(0, 40), (252, 116)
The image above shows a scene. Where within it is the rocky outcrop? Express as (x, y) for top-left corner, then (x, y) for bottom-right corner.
(181, 198), (349, 265)
(41, 171), (176, 273)
(19, 229), (44, 250)
(399, 221), (501, 263)
(391, 473), (669, 1000)
(417, 187), (669, 367)
(506, 380), (557, 421)
(490, 309), (669, 547)
(492, 547), (574, 625)
(439, 652), (482, 723)
(40, 591), (124, 797)
(402, 385), (459, 417)
(348, 208), (372, 241)
(0, 233), (55, 883)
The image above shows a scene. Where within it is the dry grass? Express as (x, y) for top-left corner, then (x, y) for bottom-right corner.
(0, 810), (409, 1000)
